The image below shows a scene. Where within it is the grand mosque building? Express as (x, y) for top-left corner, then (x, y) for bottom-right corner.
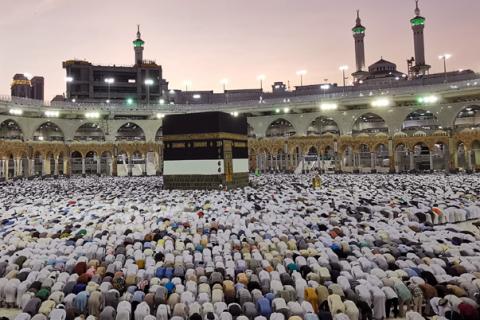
(0, 1), (479, 180)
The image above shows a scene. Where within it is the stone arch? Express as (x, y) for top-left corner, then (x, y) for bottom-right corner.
(454, 105), (480, 131)
(402, 109), (439, 133)
(0, 119), (24, 140)
(352, 113), (387, 136)
(74, 123), (105, 141)
(307, 116), (340, 136)
(265, 118), (296, 138)
(116, 122), (146, 141)
(34, 122), (64, 141)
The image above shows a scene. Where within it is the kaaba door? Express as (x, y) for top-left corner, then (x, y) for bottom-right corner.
(223, 140), (233, 183)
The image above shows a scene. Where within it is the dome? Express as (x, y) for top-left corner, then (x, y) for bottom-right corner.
(368, 59), (397, 74)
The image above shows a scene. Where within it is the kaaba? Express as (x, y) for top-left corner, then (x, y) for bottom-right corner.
(162, 112), (249, 189)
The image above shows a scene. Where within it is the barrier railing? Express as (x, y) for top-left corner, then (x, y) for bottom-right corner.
(1, 77), (479, 114)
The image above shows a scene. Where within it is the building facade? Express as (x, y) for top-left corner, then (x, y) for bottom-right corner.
(0, 75), (480, 180)
(11, 74), (44, 100)
(63, 27), (168, 105)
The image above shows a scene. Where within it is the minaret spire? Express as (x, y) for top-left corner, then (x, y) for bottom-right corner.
(409, 0), (430, 76)
(415, 0), (421, 16)
(352, 10), (368, 84)
(133, 25), (145, 65)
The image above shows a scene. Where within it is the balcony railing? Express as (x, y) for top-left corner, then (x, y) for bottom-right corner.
(1, 77), (479, 114)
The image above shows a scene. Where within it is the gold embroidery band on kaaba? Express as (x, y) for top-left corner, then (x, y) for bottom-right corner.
(162, 132), (248, 142)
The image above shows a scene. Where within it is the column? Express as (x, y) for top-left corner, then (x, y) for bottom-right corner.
(429, 153), (434, 171)
(64, 158), (71, 177)
(96, 156), (101, 176)
(448, 137), (455, 173)
(54, 157), (59, 176)
(443, 145), (450, 172)
(144, 156), (148, 176)
(29, 158), (37, 177)
(112, 156), (118, 176)
(13, 159), (17, 178)
(128, 156), (133, 176)
(41, 157), (47, 176)
(14, 159), (20, 177)
(370, 152), (375, 171)
(409, 152), (414, 171)
(4, 160), (9, 180)
(388, 139), (395, 173)
(301, 154), (305, 173)
(81, 157), (86, 177)
(467, 150), (473, 172)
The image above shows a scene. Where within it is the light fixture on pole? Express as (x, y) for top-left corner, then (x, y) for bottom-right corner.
(104, 78), (115, 103)
(339, 65), (349, 88)
(144, 78), (154, 106)
(257, 74), (266, 91)
(438, 54), (452, 82)
(183, 80), (192, 92)
(296, 70), (307, 86)
(221, 78), (229, 104)
(183, 80), (192, 104)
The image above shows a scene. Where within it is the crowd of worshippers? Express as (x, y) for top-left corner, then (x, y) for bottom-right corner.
(0, 174), (480, 320)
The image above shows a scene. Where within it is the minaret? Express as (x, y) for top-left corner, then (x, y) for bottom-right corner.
(133, 25), (145, 65)
(351, 10), (368, 83)
(410, 0), (430, 76)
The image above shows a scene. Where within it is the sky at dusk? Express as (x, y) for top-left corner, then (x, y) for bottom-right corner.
(1, 0), (479, 100)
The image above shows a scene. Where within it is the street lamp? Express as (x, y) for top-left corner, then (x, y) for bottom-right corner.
(183, 80), (192, 104)
(221, 78), (229, 104)
(438, 54), (452, 82)
(65, 76), (73, 100)
(145, 78), (154, 106)
(257, 74), (266, 91)
(296, 70), (307, 86)
(183, 80), (192, 92)
(104, 78), (115, 103)
(339, 65), (349, 88)
(220, 78), (229, 92)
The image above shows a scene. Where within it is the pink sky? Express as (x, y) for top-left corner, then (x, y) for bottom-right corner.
(1, 0), (479, 100)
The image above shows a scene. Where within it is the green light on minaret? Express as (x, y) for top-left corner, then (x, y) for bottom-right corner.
(410, 16), (425, 26)
(133, 39), (144, 47)
(352, 26), (366, 34)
